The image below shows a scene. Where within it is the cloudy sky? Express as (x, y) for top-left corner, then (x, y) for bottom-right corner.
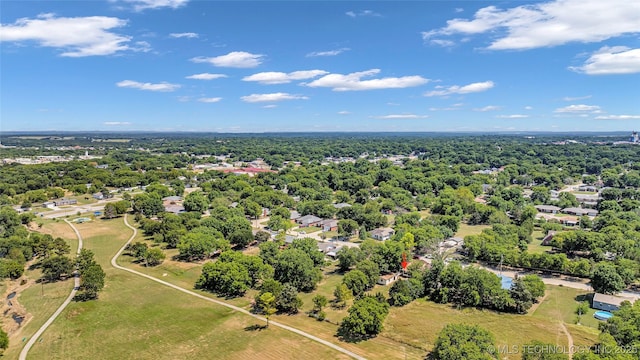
(1, 0), (639, 132)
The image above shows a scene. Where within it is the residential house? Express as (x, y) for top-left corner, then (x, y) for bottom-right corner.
(162, 196), (184, 214)
(296, 215), (322, 228)
(592, 293), (632, 312)
(319, 219), (338, 232)
(377, 273), (400, 286)
(371, 227), (394, 241)
(535, 205), (561, 214)
(92, 192), (104, 200)
(289, 210), (301, 222)
(562, 207), (598, 217)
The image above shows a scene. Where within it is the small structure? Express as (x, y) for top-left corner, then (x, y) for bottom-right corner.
(371, 227), (394, 241)
(296, 215), (322, 228)
(92, 192), (104, 200)
(54, 198), (78, 206)
(592, 293), (632, 312)
(319, 219), (338, 232)
(377, 273), (400, 286)
(578, 185), (598, 192)
(542, 230), (556, 246)
(535, 205), (561, 214)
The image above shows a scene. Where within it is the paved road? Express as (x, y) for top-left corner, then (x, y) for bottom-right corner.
(19, 220), (83, 360)
(115, 215), (366, 360)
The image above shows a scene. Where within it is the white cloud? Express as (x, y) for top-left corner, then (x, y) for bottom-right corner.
(0, 14), (136, 57)
(243, 70), (328, 84)
(455, 8), (464, 13)
(197, 97), (222, 103)
(595, 115), (640, 120)
(185, 73), (227, 80)
(496, 114), (529, 119)
(562, 95), (592, 101)
(120, 0), (189, 11)
(524, 106), (533, 110)
(191, 51), (264, 68)
(373, 114), (429, 119)
(241, 93), (308, 103)
(569, 46), (640, 75)
(169, 32), (198, 38)
(263, 104), (278, 109)
(346, 10), (381, 18)
(104, 121), (131, 126)
(554, 104), (601, 113)
(338, 111), (351, 115)
(116, 80), (180, 92)
(422, 0), (640, 50)
(473, 105), (501, 112)
(306, 48), (350, 57)
(305, 69), (429, 91)
(424, 81), (494, 97)
(429, 39), (456, 47)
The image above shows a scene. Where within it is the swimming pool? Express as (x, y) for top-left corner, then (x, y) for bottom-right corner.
(594, 310), (614, 320)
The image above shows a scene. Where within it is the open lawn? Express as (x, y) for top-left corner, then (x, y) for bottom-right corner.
(384, 298), (574, 359)
(30, 218), (598, 359)
(24, 217), (351, 360)
(528, 230), (550, 254)
(298, 226), (321, 234)
(455, 223), (491, 238)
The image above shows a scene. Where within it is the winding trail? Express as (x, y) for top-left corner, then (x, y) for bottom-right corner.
(19, 219), (83, 360)
(559, 322), (574, 360)
(113, 215), (366, 360)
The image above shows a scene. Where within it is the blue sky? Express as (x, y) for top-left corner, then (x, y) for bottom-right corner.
(1, 0), (639, 132)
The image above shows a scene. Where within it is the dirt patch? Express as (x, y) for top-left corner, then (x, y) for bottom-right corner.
(1, 276), (36, 336)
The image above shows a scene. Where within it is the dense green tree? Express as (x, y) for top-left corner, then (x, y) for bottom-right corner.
(183, 191), (209, 213)
(342, 270), (370, 297)
(273, 248), (322, 292)
(78, 263), (105, 300)
(591, 263), (625, 294)
(0, 327), (8, 353)
(41, 256), (74, 282)
(432, 323), (497, 360)
(338, 296), (389, 339)
(337, 247), (364, 272)
(356, 259), (380, 289)
(144, 247), (166, 266)
(196, 260), (251, 297)
(276, 283), (303, 314)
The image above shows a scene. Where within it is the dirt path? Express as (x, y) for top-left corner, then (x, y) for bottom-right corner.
(559, 322), (574, 360)
(114, 215), (367, 360)
(19, 219), (83, 360)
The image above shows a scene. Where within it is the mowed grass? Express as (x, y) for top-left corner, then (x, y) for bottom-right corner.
(112, 219), (600, 360)
(384, 298), (571, 359)
(3, 220), (79, 358)
(528, 230), (550, 254)
(27, 217), (350, 360)
(455, 223), (490, 238)
(530, 285), (600, 348)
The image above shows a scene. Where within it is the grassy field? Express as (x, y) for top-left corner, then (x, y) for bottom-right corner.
(455, 223), (491, 238)
(21, 216), (600, 360)
(528, 230), (550, 254)
(2, 220), (79, 359)
(25, 217), (351, 360)
(384, 299), (572, 359)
